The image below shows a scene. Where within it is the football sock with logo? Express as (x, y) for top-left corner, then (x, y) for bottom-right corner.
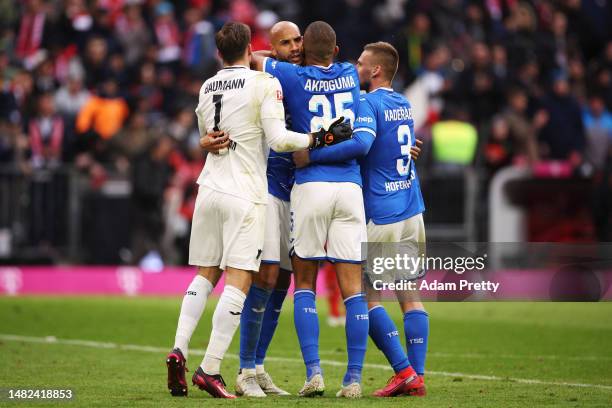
(403, 309), (429, 376)
(343, 293), (369, 386)
(294, 290), (321, 380)
(368, 305), (411, 373)
(239, 284), (272, 369)
(201, 285), (246, 375)
(255, 289), (287, 366)
(173, 275), (213, 359)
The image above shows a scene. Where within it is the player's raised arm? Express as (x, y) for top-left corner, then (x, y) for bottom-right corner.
(251, 50), (272, 72)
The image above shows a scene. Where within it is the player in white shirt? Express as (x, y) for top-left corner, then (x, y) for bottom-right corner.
(165, 22), (352, 399)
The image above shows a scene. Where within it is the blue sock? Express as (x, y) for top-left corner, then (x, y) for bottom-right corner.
(343, 294), (369, 386)
(369, 305), (411, 373)
(255, 289), (287, 365)
(294, 290), (321, 380)
(403, 310), (429, 376)
(239, 285), (272, 369)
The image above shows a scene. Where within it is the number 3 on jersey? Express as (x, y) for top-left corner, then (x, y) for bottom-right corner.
(397, 124), (412, 176)
(308, 92), (355, 131)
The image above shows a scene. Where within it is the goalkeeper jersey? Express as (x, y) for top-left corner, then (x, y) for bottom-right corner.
(195, 65), (286, 204)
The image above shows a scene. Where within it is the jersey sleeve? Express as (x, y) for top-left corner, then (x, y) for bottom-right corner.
(260, 76), (286, 120)
(263, 58), (297, 89)
(309, 126), (375, 163)
(353, 97), (377, 138)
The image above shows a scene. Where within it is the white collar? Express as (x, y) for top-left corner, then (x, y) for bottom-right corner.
(371, 86), (394, 92)
(221, 65), (249, 70)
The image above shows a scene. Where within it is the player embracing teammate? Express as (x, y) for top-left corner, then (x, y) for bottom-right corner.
(291, 40), (428, 397)
(166, 20), (429, 399)
(355, 42), (428, 397)
(165, 21), (352, 399)
(254, 21), (369, 398)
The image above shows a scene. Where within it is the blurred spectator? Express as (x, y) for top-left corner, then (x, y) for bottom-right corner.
(153, 2), (181, 69)
(107, 52), (128, 89)
(582, 93), (612, 171)
(75, 78), (128, 141)
(114, 1), (151, 68)
(164, 133), (204, 264)
(82, 36), (109, 89)
(130, 61), (163, 116)
(453, 41), (503, 127)
(111, 111), (154, 160)
(393, 11), (432, 86)
(410, 43), (451, 126)
(28, 92), (63, 168)
(568, 56), (587, 104)
(463, 1), (489, 43)
(58, 0), (94, 51)
(500, 87), (539, 166)
(483, 114), (511, 173)
(54, 65), (90, 118)
(538, 71), (585, 163)
(167, 107), (197, 144)
(491, 43), (508, 81)
(11, 70), (35, 113)
(15, 0), (52, 70)
(0, 121), (28, 168)
(181, 6), (217, 75)
(131, 135), (174, 264)
(33, 58), (58, 93)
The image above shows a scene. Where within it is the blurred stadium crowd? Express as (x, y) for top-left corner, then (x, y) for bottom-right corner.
(0, 0), (611, 265)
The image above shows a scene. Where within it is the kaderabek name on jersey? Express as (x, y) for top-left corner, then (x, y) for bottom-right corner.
(384, 106), (413, 121)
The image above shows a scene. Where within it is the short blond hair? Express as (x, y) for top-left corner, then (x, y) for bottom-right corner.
(364, 42), (399, 81)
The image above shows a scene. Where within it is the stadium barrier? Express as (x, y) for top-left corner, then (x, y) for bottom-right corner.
(0, 165), (131, 264)
(1, 265), (610, 301)
(0, 266), (337, 297)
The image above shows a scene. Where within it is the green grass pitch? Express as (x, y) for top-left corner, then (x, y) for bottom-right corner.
(1, 297), (611, 407)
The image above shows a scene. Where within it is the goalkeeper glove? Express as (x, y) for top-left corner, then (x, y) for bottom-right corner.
(310, 116), (353, 149)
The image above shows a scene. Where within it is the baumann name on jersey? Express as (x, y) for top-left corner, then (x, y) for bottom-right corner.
(203, 78), (246, 94)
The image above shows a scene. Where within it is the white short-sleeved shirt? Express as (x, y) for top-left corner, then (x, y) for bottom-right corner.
(195, 66), (285, 204)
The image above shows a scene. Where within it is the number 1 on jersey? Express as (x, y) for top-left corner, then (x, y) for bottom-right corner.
(213, 94), (223, 131)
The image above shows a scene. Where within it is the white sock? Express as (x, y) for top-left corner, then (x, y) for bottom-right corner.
(255, 364), (265, 375)
(201, 285), (246, 375)
(242, 368), (256, 377)
(173, 275), (213, 359)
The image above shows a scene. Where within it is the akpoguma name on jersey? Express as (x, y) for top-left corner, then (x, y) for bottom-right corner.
(204, 78), (246, 93)
(384, 106), (413, 122)
(304, 76), (356, 92)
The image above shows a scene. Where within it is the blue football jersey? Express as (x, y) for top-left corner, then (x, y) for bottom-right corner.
(266, 102), (295, 202)
(266, 149), (294, 201)
(357, 88), (425, 224)
(264, 58), (361, 185)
